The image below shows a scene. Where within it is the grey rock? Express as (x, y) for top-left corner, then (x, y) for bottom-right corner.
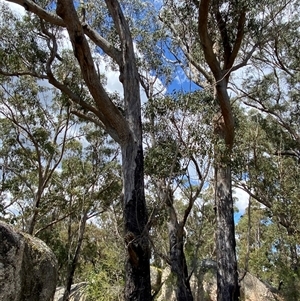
(54, 282), (87, 301)
(155, 260), (284, 301)
(0, 221), (58, 301)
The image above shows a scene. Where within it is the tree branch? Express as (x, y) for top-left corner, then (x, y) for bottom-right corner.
(198, 0), (235, 146)
(105, 0), (142, 140)
(198, 0), (222, 79)
(5, 0), (122, 66)
(56, 0), (129, 144)
(227, 10), (246, 70)
(230, 43), (258, 73)
(161, 16), (213, 83)
(82, 23), (122, 64)
(214, 6), (232, 67)
(7, 0), (64, 25)
(0, 69), (47, 79)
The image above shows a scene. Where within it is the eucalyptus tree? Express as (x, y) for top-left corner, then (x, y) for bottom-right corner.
(0, 75), (72, 234)
(47, 124), (122, 300)
(84, 218), (125, 301)
(143, 91), (213, 300)
(232, 108), (300, 300)
(159, 0), (298, 299)
(236, 199), (300, 300)
(232, 1), (300, 163)
(0, 0), (152, 299)
(230, 5), (300, 292)
(233, 108), (300, 235)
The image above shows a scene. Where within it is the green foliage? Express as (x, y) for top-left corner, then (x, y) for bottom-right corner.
(143, 91), (214, 181)
(144, 137), (182, 178)
(185, 199), (216, 267)
(83, 222), (124, 301)
(233, 105), (300, 299)
(0, 75), (72, 228)
(236, 201), (300, 300)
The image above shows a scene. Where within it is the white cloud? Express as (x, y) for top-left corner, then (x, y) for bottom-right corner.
(233, 187), (249, 213)
(104, 68), (123, 96)
(95, 53), (166, 104)
(0, 0), (25, 16)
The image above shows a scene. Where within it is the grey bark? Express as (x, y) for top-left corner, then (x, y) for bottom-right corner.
(105, 0), (151, 299)
(62, 210), (88, 301)
(164, 187), (194, 301)
(197, 1), (243, 299)
(215, 164), (239, 301)
(168, 221), (194, 301)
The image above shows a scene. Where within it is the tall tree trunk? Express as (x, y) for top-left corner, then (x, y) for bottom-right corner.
(28, 196), (41, 235)
(215, 162), (239, 301)
(213, 78), (239, 301)
(197, 2), (241, 295)
(99, 0), (152, 297)
(212, 80), (239, 301)
(169, 222), (194, 301)
(122, 141), (151, 301)
(165, 187), (193, 301)
(118, 9), (152, 298)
